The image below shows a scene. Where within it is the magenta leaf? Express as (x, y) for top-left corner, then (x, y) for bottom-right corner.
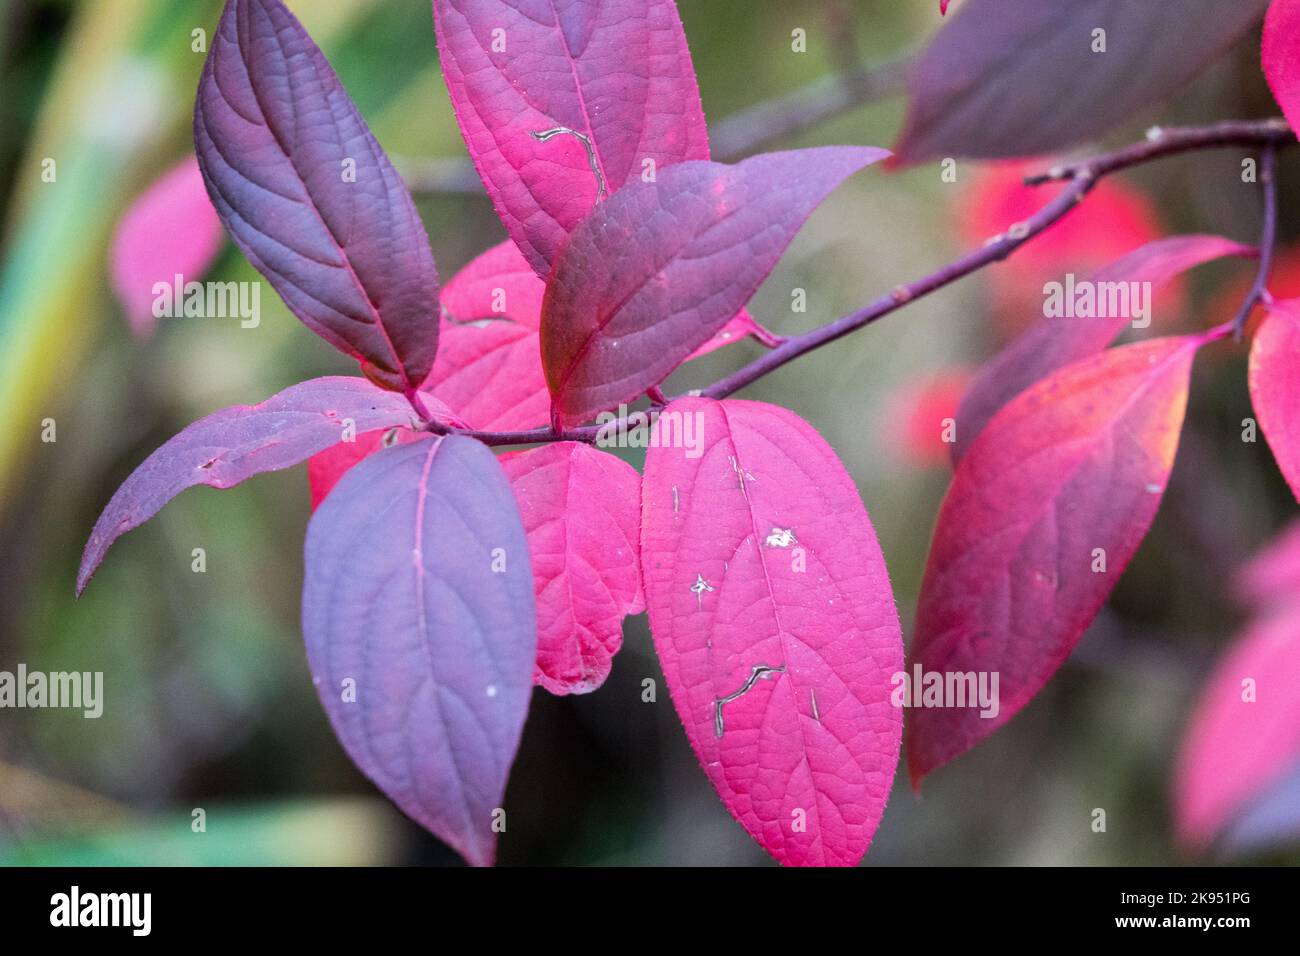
(110, 155), (225, 339)
(894, 0), (1269, 164)
(195, 0), (441, 391)
(424, 241), (551, 431)
(429, 241), (767, 430)
(78, 377), (426, 595)
(542, 147), (889, 428)
(1177, 517), (1300, 852)
(955, 235), (1255, 461)
(1174, 607), (1300, 851)
(641, 398), (903, 866)
(432, 0), (710, 276)
(501, 443), (642, 695)
(1249, 299), (1300, 502)
(1238, 519), (1300, 608)
(1264, 0), (1300, 133)
(308, 426), (424, 511)
(909, 337), (1202, 783)
(688, 309), (773, 360)
(302, 435), (536, 867)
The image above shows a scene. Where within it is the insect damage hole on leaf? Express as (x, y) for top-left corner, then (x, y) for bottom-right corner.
(713, 664), (787, 737)
(530, 126), (609, 201)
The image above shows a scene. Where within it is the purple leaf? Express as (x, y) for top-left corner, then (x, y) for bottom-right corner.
(432, 0), (710, 276)
(541, 146), (889, 428)
(954, 235), (1255, 462)
(78, 377), (426, 595)
(302, 435), (537, 867)
(894, 0), (1269, 164)
(195, 0), (441, 391)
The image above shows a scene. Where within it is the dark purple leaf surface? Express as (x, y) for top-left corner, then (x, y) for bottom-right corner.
(302, 435), (537, 867)
(894, 0), (1268, 164)
(78, 377), (422, 595)
(195, 0), (440, 390)
(541, 146), (889, 428)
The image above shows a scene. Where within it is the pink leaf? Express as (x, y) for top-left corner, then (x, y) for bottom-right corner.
(542, 147), (889, 429)
(110, 155), (224, 339)
(641, 397), (903, 866)
(308, 426), (424, 511)
(955, 235), (1255, 461)
(424, 241), (550, 431)
(195, 0), (441, 391)
(439, 239), (547, 332)
(501, 443), (643, 695)
(78, 377), (428, 595)
(1249, 299), (1300, 502)
(956, 164), (1170, 338)
(688, 309), (772, 361)
(887, 368), (972, 468)
(432, 0), (711, 276)
(303, 435), (537, 866)
(1264, 0), (1300, 133)
(909, 337), (1201, 783)
(1238, 518), (1300, 609)
(1174, 607), (1300, 851)
(427, 242), (763, 431)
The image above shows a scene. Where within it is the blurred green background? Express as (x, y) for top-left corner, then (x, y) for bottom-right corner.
(0, 0), (1296, 866)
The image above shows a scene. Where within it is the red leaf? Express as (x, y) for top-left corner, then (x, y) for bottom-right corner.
(909, 337), (1201, 783)
(1174, 607), (1300, 851)
(308, 426), (424, 511)
(79, 377), (430, 595)
(887, 368), (972, 468)
(1210, 242), (1300, 327)
(195, 0), (441, 391)
(426, 242), (764, 431)
(641, 398), (903, 866)
(894, 0), (1268, 164)
(1249, 299), (1300, 502)
(956, 163), (1169, 337)
(303, 435), (537, 866)
(1264, 0), (1300, 133)
(542, 147), (888, 429)
(425, 241), (551, 431)
(110, 155), (224, 339)
(433, 0), (710, 276)
(501, 443), (643, 695)
(688, 309), (771, 360)
(955, 234), (1255, 461)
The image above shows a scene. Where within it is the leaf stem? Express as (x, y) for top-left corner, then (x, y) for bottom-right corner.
(1229, 144), (1280, 339)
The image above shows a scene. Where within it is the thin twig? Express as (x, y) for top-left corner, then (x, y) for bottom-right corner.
(423, 118), (1296, 447)
(1230, 145), (1280, 339)
(1022, 119), (1295, 185)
